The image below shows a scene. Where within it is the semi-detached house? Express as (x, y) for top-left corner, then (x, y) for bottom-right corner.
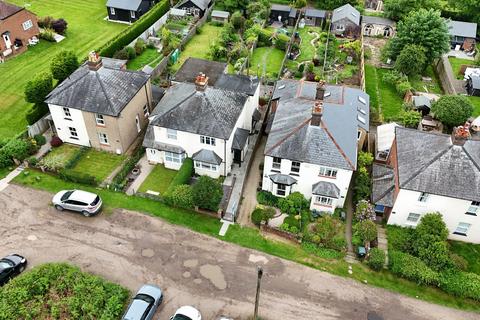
(262, 80), (369, 212)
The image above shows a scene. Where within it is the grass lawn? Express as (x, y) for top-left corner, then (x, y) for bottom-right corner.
(171, 23), (223, 72)
(449, 241), (480, 275)
(41, 144), (80, 167)
(0, 167), (13, 179)
(70, 149), (125, 182)
(127, 48), (162, 70)
(468, 96), (480, 117)
(138, 164), (177, 195)
(249, 46), (285, 79)
(0, 0), (126, 140)
(409, 65), (444, 94)
(12, 170), (480, 313)
(297, 26), (322, 62)
(448, 57), (476, 79)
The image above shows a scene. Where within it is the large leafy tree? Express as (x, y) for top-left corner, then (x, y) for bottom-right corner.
(50, 50), (79, 82)
(24, 72), (53, 105)
(192, 176), (223, 211)
(383, 0), (440, 21)
(394, 44), (427, 76)
(431, 95), (473, 128)
(387, 9), (450, 64)
(448, 0), (480, 25)
(314, 0), (357, 10)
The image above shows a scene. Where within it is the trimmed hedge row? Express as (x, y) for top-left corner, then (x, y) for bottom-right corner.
(64, 146), (88, 169)
(439, 271), (480, 301)
(256, 190), (279, 207)
(165, 158), (194, 194)
(59, 169), (97, 186)
(111, 147), (145, 190)
(98, 0), (170, 57)
(389, 250), (439, 286)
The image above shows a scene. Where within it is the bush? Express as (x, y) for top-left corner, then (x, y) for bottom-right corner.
(27, 156), (38, 167)
(25, 72), (53, 105)
(257, 29), (273, 47)
(274, 34), (290, 51)
(438, 271), (480, 301)
(39, 154), (65, 171)
(301, 242), (344, 259)
(38, 16), (54, 28)
(98, 0), (170, 57)
(354, 220), (378, 244)
(1, 138), (30, 162)
(311, 215), (345, 251)
(165, 158), (194, 193)
(50, 50), (79, 82)
(353, 167), (371, 203)
(39, 28), (56, 42)
(283, 214), (300, 229)
(51, 18), (68, 35)
(395, 80), (412, 97)
(110, 147), (144, 189)
(50, 136), (63, 148)
(26, 103), (49, 125)
(357, 151), (373, 167)
(389, 250), (439, 286)
(33, 134), (46, 146)
(59, 169), (97, 186)
(164, 184), (194, 209)
(113, 48), (129, 60)
(277, 192), (309, 215)
(134, 38), (146, 55)
(431, 95), (473, 128)
(399, 110), (421, 128)
(125, 46), (137, 60)
(192, 176), (223, 211)
(354, 200), (376, 222)
(251, 208), (264, 226)
(257, 190), (279, 207)
(387, 225), (416, 254)
(367, 248), (386, 271)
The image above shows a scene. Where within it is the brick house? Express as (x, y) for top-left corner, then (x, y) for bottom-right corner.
(0, 1), (39, 61)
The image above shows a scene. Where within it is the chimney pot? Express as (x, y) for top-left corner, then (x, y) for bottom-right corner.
(311, 101), (323, 126)
(87, 51), (102, 71)
(452, 125), (470, 146)
(195, 72), (208, 91)
(316, 80), (326, 100)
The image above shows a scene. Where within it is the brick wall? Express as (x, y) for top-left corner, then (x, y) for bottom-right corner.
(0, 9), (39, 54)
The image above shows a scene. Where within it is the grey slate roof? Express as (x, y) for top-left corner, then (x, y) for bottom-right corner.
(289, 8), (297, 18)
(447, 20), (477, 39)
(312, 181), (340, 198)
(266, 80), (369, 171)
(332, 3), (360, 26)
(45, 62), (150, 117)
(395, 127), (480, 202)
(177, 0), (210, 10)
(215, 74), (260, 96)
(412, 96), (431, 109)
(211, 10), (229, 19)
(372, 163), (395, 207)
(101, 57), (127, 70)
(232, 128), (249, 150)
(150, 82), (248, 139)
(192, 149), (222, 165)
(173, 57), (227, 85)
(106, 0), (142, 11)
(271, 4), (291, 12)
(269, 174), (297, 186)
(305, 8), (326, 18)
(362, 15), (395, 27)
(0, 1), (23, 20)
(143, 126), (185, 153)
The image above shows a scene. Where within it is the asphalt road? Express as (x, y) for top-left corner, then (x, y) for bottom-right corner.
(0, 185), (478, 320)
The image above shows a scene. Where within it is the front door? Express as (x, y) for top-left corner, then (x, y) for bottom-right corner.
(233, 149), (242, 165)
(2, 33), (11, 49)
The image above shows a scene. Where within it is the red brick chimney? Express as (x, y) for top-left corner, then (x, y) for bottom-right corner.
(311, 101), (323, 126)
(452, 125), (470, 146)
(195, 72), (209, 91)
(316, 80), (326, 100)
(87, 51), (103, 71)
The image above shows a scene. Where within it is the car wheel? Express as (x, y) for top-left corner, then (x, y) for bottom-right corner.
(55, 205), (64, 211)
(19, 265), (25, 273)
(82, 211), (91, 217)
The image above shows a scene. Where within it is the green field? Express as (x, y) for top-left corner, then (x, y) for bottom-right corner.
(0, 0), (126, 140)
(138, 164), (177, 195)
(249, 46), (285, 79)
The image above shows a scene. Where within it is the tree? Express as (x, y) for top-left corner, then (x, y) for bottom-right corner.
(431, 95), (473, 128)
(315, 0), (357, 10)
(192, 176), (223, 211)
(353, 167), (371, 203)
(383, 0), (440, 21)
(216, 0), (249, 12)
(354, 220), (378, 245)
(448, 0), (480, 25)
(24, 72), (53, 105)
(50, 50), (79, 82)
(387, 9), (450, 64)
(292, 0), (307, 9)
(278, 192), (309, 215)
(51, 18), (68, 35)
(230, 11), (245, 30)
(399, 110), (422, 128)
(357, 151), (373, 168)
(394, 44), (427, 76)
(354, 200), (376, 222)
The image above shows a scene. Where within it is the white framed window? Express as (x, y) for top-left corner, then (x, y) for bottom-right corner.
(110, 7), (115, 15)
(68, 127), (78, 139)
(200, 136), (216, 146)
(195, 161), (218, 172)
(167, 129), (177, 140)
(316, 196), (333, 206)
(272, 157), (281, 170)
(130, 10), (135, 18)
(63, 107), (71, 118)
(165, 152), (185, 164)
(276, 183), (286, 196)
(454, 222), (471, 236)
(406, 212), (421, 224)
(336, 24), (345, 31)
(98, 133), (109, 145)
(418, 192), (429, 202)
(22, 20), (33, 30)
(95, 113), (105, 126)
(467, 201), (480, 215)
(143, 105), (149, 117)
(319, 166), (337, 178)
(291, 161), (300, 174)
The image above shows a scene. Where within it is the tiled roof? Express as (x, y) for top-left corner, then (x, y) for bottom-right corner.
(269, 174), (297, 185)
(332, 3), (360, 25)
(173, 57), (227, 85)
(106, 0), (142, 11)
(0, 1), (22, 20)
(447, 20), (477, 39)
(232, 128), (249, 150)
(372, 164), (395, 207)
(312, 181), (340, 198)
(192, 149), (222, 165)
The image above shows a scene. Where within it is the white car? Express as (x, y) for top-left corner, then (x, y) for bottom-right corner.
(52, 190), (102, 217)
(170, 306), (202, 320)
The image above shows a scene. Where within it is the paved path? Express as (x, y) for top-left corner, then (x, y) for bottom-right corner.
(0, 166), (23, 192)
(125, 154), (155, 195)
(1, 185), (478, 320)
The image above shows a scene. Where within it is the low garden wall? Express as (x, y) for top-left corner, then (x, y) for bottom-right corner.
(260, 223), (300, 243)
(435, 56), (457, 95)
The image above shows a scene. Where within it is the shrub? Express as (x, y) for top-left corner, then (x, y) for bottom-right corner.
(1, 138), (31, 162)
(311, 215), (345, 251)
(166, 158), (194, 193)
(283, 214), (300, 229)
(25, 72), (53, 105)
(431, 95), (473, 129)
(301, 242), (344, 259)
(367, 248), (386, 271)
(251, 208), (264, 226)
(125, 46), (137, 60)
(258, 29), (273, 47)
(394, 44), (427, 76)
(134, 38), (146, 55)
(418, 241), (453, 272)
(164, 184), (194, 209)
(389, 250), (439, 286)
(39, 154), (65, 171)
(395, 80), (412, 97)
(64, 147), (88, 169)
(38, 16), (54, 28)
(357, 151), (373, 167)
(354, 200), (376, 222)
(50, 136), (63, 148)
(414, 212), (449, 253)
(113, 48), (129, 60)
(33, 134), (46, 146)
(257, 191), (279, 207)
(382, 69), (405, 85)
(39, 28), (56, 42)
(59, 169), (97, 186)
(51, 18), (68, 35)
(50, 50), (79, 82)
(274, 34), (290, 51)
(354, 220), (378, 244)
(0, 152), (12, 168)
(399, 110), (422, 128)
(438, 271), (480, 301)
(192, 176), (223, 211)
(27, 156), (38, 167)
(353, 167), (371, 203)
(231, 11), (245, 30)
(26, 103), (49, 125)
(387, 225), (416, 254)
(110, 147), (144, 189)
(277, 192), (309, 215)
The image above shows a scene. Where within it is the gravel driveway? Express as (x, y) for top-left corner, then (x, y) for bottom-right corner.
(0, 185), (478, 320)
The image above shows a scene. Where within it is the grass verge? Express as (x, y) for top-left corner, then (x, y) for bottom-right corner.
(138, 164), (177, 195)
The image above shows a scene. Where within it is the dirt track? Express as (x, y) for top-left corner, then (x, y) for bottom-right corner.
(0, 185), (478, 320)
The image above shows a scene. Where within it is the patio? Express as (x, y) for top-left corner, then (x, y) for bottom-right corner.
(448, 49), (476, 61)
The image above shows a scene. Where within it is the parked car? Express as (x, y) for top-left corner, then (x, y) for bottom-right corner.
(0, 254), (27, 286)
(123, 284), (163, 320)
(170, 306), (202, 320)
(52, 190), (102, 217)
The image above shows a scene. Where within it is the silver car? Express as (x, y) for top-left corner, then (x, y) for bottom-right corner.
(123, 285), (163, 320)
(52, 190), (102, 217)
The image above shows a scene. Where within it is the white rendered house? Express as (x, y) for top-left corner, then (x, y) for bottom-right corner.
(262, 80), (370, 212)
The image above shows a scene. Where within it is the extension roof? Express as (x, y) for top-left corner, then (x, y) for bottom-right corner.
(394, 127), (480, 202)
(173, 57), (227, 85)
(0, 1), (22, 20)
(446, 20), (477, 39)
(305, 8), (326, 18)
(232, 128), (249, 150)
(269, 174), (297, 186)
(470, 74), (480, 89)
(332, 3), (360, 26)
(149, 82), (248, 140)
(372, 163), (395, 207)
(211, 10), (229, 19)
(45, 61), (150, 117)
(412, 96), (431, 109)
(312, 181), (340, 198)
(106, 0), (142, 11)
(266, 80), (369, 171)
(361, 15), (395, 27)
(271, 4), (292, 12)
(177, 0), (210, 11)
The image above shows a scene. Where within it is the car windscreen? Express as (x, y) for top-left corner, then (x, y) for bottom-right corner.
(173, 315), (193, 320)
(90, 196), (100, 206)
(0, 259), (14, 271)
(134, 294), (154, 304)
(61, 191), (74, 201)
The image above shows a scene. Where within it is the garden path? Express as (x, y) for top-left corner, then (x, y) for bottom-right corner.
(125, 154), (154, 195)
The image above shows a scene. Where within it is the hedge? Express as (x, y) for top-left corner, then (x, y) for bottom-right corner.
(98, 0), (170, 57)
(110, 147), (145, 190)
(59, 169), (97, 186)
(256, 190), (279, 207)
(64, 146), (88, 169)
(165, 158), (194, 194)
(388, 250), (439, 286)
(438, 271), (480, 301)
(367, 248), (386, 271)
